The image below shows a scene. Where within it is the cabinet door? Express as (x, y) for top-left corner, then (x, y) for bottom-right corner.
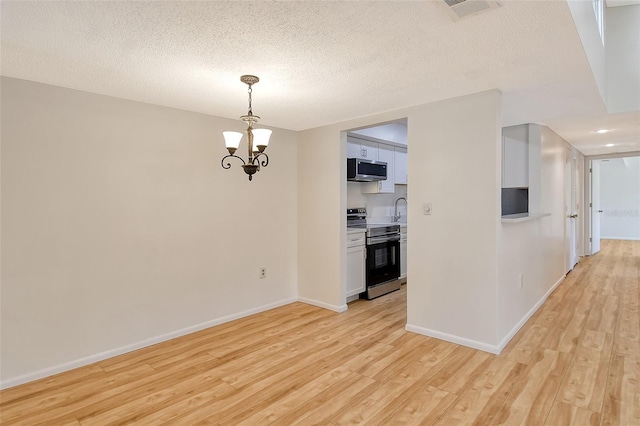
(400, 238), (407, 279)
(394, 147), (407, 184)
(360, 140), (378, 161)
(346, 246), (365, 297)
(347, 141), (363, 159)
(377, 144), (395, 193)
(502, 126), (528, 188)
(346, 139), (378, 160)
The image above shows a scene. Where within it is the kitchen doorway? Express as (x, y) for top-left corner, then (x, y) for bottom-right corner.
(343, 118), (409, 305)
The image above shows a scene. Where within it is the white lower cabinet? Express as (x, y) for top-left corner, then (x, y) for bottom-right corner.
(346, 232), (366, 297)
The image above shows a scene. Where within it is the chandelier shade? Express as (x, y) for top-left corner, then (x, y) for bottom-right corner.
(251, 128), (272, 152)
(223, 131), (243, 153)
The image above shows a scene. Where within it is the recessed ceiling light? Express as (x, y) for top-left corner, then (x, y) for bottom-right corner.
(596, 129), (609, 134)
(605, 143), (615, 147)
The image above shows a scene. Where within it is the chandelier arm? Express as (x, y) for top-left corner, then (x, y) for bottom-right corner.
(254, 152), (269, 168)
(221, 154), (246, 169)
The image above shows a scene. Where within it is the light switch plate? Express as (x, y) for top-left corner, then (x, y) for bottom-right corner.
(424, 203), (432, 215)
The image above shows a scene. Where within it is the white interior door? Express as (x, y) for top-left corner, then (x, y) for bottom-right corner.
(591, 160), (602, 254)
(571, 156), (579, 267)
(565, 150), (578, 271)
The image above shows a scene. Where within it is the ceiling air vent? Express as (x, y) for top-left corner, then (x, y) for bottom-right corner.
(442, 0), (501, 21)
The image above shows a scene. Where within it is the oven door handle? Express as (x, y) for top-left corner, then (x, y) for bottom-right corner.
(368, 235), (400, 245)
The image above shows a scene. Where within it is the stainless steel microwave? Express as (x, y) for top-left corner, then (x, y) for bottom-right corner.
(347, 158), (388, 182)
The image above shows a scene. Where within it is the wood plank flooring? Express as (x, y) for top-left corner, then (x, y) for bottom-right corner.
(1, 239), (638, 425)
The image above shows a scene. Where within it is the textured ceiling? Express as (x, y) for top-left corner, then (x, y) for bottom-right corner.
(1, 0), (638, 155)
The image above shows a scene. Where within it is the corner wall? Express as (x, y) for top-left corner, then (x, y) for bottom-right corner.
(606, 5), (640, 113)
(406, 90), (502, 350)
(567, 0), (607, 106)
(1, 77), (299, 387)
(298, 90), (504, 350)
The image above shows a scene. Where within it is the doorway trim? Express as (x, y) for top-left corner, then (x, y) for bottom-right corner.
(583, 150), (640, 256)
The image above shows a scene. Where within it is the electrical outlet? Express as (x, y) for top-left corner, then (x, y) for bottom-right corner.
(260, 267), (267, 279)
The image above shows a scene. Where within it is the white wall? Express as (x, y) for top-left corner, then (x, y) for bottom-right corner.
(297, 127), (346, 311)
(599, 157), (640, 240)
(347, 183), (408, 221)
(606, 5), (640, 113)
(497, 125), (572, 344)
(407, 91), (502, 350)
(0, 77), (299, 387)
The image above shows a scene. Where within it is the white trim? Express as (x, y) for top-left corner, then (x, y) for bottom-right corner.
(346, 294), (360, 303)
(496, 274), (566, 353)
(406, 274), (567, 356)
(298, 297), (348, 313)
(501, 212), (551, 223)
(600, 236), (640, 241)
(0, 297), (297, 390)
(405, 324), (501, 354)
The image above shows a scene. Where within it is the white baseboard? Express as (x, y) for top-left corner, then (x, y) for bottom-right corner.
(298, 297), (348, 313)
(601, 236), (640, 241)
(405, 324), (501, 354)
(406, 274), (567, 355)
(0, 297), (297, 390)
(496, 274), (566, 353)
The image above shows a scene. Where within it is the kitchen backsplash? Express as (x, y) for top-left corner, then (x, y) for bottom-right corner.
(347, 182), (407, 221)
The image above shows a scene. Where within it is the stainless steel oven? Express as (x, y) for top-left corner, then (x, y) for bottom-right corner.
(347, 208), (402, 300)
(365, 225), (401, 299)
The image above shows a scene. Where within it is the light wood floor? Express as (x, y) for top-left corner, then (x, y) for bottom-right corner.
(1, 239), (638, 425)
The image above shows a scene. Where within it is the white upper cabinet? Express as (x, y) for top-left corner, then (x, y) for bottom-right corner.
(347, 136), (378, 160)
(378, 144), (395, 193)
(502, 125), (529, 188)
(394, 147), (407, 185)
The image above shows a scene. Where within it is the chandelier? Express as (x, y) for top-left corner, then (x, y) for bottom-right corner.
(221, 75), (272, 181)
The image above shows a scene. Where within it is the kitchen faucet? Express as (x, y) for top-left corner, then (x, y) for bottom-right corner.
(394, 197), (407, 222)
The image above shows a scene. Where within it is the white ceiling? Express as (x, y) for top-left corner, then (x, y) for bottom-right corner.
(1, 0), (638, 156)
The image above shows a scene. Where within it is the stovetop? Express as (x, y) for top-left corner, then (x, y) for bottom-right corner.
(347, 208), (400, 237)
